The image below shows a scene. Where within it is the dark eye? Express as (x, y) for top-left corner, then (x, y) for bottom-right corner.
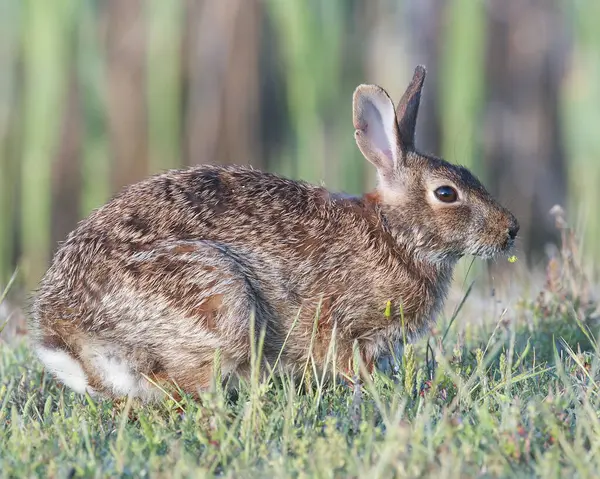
(434, 185), (458, 203)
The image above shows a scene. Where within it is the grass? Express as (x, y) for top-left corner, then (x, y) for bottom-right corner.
(1, 224), (600, 478)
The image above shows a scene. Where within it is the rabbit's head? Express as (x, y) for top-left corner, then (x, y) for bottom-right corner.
(353, 66), (519, 263)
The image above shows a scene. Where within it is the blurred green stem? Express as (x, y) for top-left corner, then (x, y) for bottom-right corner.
(265, 0), (344, 185)
(20, 0), (76, 287)
(79, 0), (110, 217)
(0, 0), (20, 284)
(439, 0), (485, 175)
(147, 0), (183, 173)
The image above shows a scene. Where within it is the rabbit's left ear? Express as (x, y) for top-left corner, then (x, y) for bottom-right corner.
(395, 65), (426, 151)
(353, 84), (401, 180)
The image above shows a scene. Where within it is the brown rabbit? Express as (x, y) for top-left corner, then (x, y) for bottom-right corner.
(30, 66), (518, 401)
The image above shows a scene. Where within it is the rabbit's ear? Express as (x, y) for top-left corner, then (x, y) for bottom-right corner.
(353, 84), (401, 178)
(395, 65), (426, 151)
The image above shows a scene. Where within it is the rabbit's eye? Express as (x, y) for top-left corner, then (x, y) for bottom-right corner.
(434, 186), (458, 203)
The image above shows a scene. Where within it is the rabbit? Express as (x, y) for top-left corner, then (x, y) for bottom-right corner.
(30, 65), (519, 401)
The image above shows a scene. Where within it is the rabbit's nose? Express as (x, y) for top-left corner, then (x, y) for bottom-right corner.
(508, 218), (520, 240)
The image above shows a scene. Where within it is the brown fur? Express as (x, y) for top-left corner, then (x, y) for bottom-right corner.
(29, 65), (518, 400)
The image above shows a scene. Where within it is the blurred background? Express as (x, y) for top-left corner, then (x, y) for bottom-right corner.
(0, 0), (599, 293)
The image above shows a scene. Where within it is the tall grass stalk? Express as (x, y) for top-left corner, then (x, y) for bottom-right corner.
(79, 0), (110, 218)
(439, 0), (486, 176)
(264, 0), (344, 185)
(0, 0), (21, 285)
(147, 0), (183, 174)
(564, 1), (600, 261)
(20, 0), (77, 286)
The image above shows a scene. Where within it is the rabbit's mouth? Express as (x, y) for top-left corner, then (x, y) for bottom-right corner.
(467, 239), (513, 260)
(504, 237), (516, 252)
(500, 231), (518, 254)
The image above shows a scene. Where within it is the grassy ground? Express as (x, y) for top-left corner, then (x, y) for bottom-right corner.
(1, 229), (599, 478)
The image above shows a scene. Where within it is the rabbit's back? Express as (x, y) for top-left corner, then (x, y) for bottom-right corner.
(37, 164), (408, 327)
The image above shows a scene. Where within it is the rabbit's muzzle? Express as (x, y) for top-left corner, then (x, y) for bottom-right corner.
(503, 213), (520, 251)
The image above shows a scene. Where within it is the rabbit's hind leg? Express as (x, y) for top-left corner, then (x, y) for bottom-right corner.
(79, 341), (165, 401)
(99, 240), (267, 399)
(35, 239), (267, 401)
(35, 330), (162, 401)
(33, 322), (110, 398)
(36, 345), (93, 395)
